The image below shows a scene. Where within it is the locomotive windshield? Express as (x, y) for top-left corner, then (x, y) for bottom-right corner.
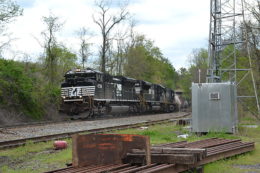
(62, 69), (101, 87)
(65, 72), (96, 79)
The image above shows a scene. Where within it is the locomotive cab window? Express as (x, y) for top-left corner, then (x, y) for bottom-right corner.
(86, 73), (96, 79)
(96, 74), (103, 82)
(135, 84), (141, 94)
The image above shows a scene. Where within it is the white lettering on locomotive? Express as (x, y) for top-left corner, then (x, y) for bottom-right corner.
(61, 86), (95, 98)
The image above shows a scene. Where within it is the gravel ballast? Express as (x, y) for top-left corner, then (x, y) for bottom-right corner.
(0, 112), (188, 142)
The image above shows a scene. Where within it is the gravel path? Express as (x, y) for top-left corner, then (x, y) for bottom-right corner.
(0, 112), (188, 142)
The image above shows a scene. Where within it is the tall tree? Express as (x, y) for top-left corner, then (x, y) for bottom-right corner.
(236, 2), (260, 116)
(124, 34), (178, 89)
(93, 0), (129, 73)
(176, 67), (191, 99)
(246, 1), (260, 85)
(54, 45), (77, 77)
(102, 19), (136, 75)
(41, 12), (63, 85)
(0, 0), (22, 51)
(77, 27), (92, 68)
(188, 48), (208, 83)
(114, 30), (128, 75)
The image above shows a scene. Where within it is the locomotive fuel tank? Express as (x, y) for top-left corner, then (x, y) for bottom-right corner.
(108, 106), (130, 113)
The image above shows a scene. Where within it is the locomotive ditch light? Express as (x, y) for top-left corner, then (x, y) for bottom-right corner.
(79, 96), (82, 98)
(62, 96), (66, 99)
(76, 68), (81, 72)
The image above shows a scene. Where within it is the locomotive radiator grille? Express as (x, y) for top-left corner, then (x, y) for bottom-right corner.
(61, 86), (95, 97)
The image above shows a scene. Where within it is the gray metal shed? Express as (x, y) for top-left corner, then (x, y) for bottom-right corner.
(192, 82), (238, 133)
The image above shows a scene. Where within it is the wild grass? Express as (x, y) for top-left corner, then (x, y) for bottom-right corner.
(113, 122), (187, 144)
(0, 139), (72, 173)
(203, 120), (260, 173)
(204, 144), (260, 173)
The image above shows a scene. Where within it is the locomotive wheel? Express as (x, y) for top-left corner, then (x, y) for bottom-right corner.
(80, 111), (92, 119)
(129, 105), (137, 113)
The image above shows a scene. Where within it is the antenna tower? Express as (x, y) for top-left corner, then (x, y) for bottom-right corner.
(207, 0), (260, 114)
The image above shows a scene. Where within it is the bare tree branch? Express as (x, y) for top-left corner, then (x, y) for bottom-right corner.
(0, 0), (23, 24)
(93, 0), (129, 73)
(77, 27), (93, 68)
(0, 0), (23, 52)
(41, 12), (63, 85)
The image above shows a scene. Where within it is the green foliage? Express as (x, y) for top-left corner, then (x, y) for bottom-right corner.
(124, 35), (178, 89)
(220, 45), (260, 115)
(175, 48), (208, 100)
(42, 46), (77, 110)
(176, 67), (191, 99)
(0, 44), (77, 120)
(40, 83), (60, 103)
(41, 13), (64, 85)
(54, 46), (77, 81)
(0, 59), (43, 118)
(188, 48), (208, 83)
(0, 0), (23, 24)
(0, 139), (72, 173)
(43, 45), (77, 86)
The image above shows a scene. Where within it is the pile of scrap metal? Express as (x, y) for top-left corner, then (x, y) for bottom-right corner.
(46, 134), (254, 173)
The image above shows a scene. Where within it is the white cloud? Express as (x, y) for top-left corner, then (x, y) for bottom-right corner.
(5, 0), (210, 69)
(128, 0), (210, 68)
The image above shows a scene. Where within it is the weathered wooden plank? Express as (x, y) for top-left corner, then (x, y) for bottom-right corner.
(72, 134), (79, 167)
(131, 148), (163, 154)
(125, 153), (197, 165)
(132, 147), (205, 153)
(150, 143), (255, 173)
(146, 136), (151, 165)
(161, 148), (206, 154)
(162, 148), (206, 161)
(131, 147), (206, 161)
(72, 134), (150, 167)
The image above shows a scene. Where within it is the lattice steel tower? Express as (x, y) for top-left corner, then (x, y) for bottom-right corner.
(207, 0), (260, 114)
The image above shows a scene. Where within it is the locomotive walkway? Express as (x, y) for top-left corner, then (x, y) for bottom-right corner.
(0, 112), (190, 149)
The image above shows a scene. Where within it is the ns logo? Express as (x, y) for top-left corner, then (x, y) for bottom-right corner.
(69, 87), (79, 97)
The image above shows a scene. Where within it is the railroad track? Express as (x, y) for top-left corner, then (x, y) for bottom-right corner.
(0, 113), (190, 149)
(0, 119), (72, 129)
(0, 111), (190, 129)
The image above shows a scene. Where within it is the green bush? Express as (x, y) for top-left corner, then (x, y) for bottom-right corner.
(0, 59), (44, 119)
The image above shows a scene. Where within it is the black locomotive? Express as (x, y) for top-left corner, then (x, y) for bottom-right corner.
(60, 68), (178, 118)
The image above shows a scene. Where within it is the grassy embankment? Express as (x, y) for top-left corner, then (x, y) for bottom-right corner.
(0, 115), (260, 173)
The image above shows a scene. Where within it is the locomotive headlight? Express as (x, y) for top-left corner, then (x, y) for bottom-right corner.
(79, 96), (82, 98)
(62, 96), (66, 99)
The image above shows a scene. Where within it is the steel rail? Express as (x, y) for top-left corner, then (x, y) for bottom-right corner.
(0, 119), (72, 129)
(0, 112), (190, 129)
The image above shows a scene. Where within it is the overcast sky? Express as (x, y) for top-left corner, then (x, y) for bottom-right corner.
(5, 0), (210, 70)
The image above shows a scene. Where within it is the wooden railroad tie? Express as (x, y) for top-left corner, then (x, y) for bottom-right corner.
(124, 147), (206, 165)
